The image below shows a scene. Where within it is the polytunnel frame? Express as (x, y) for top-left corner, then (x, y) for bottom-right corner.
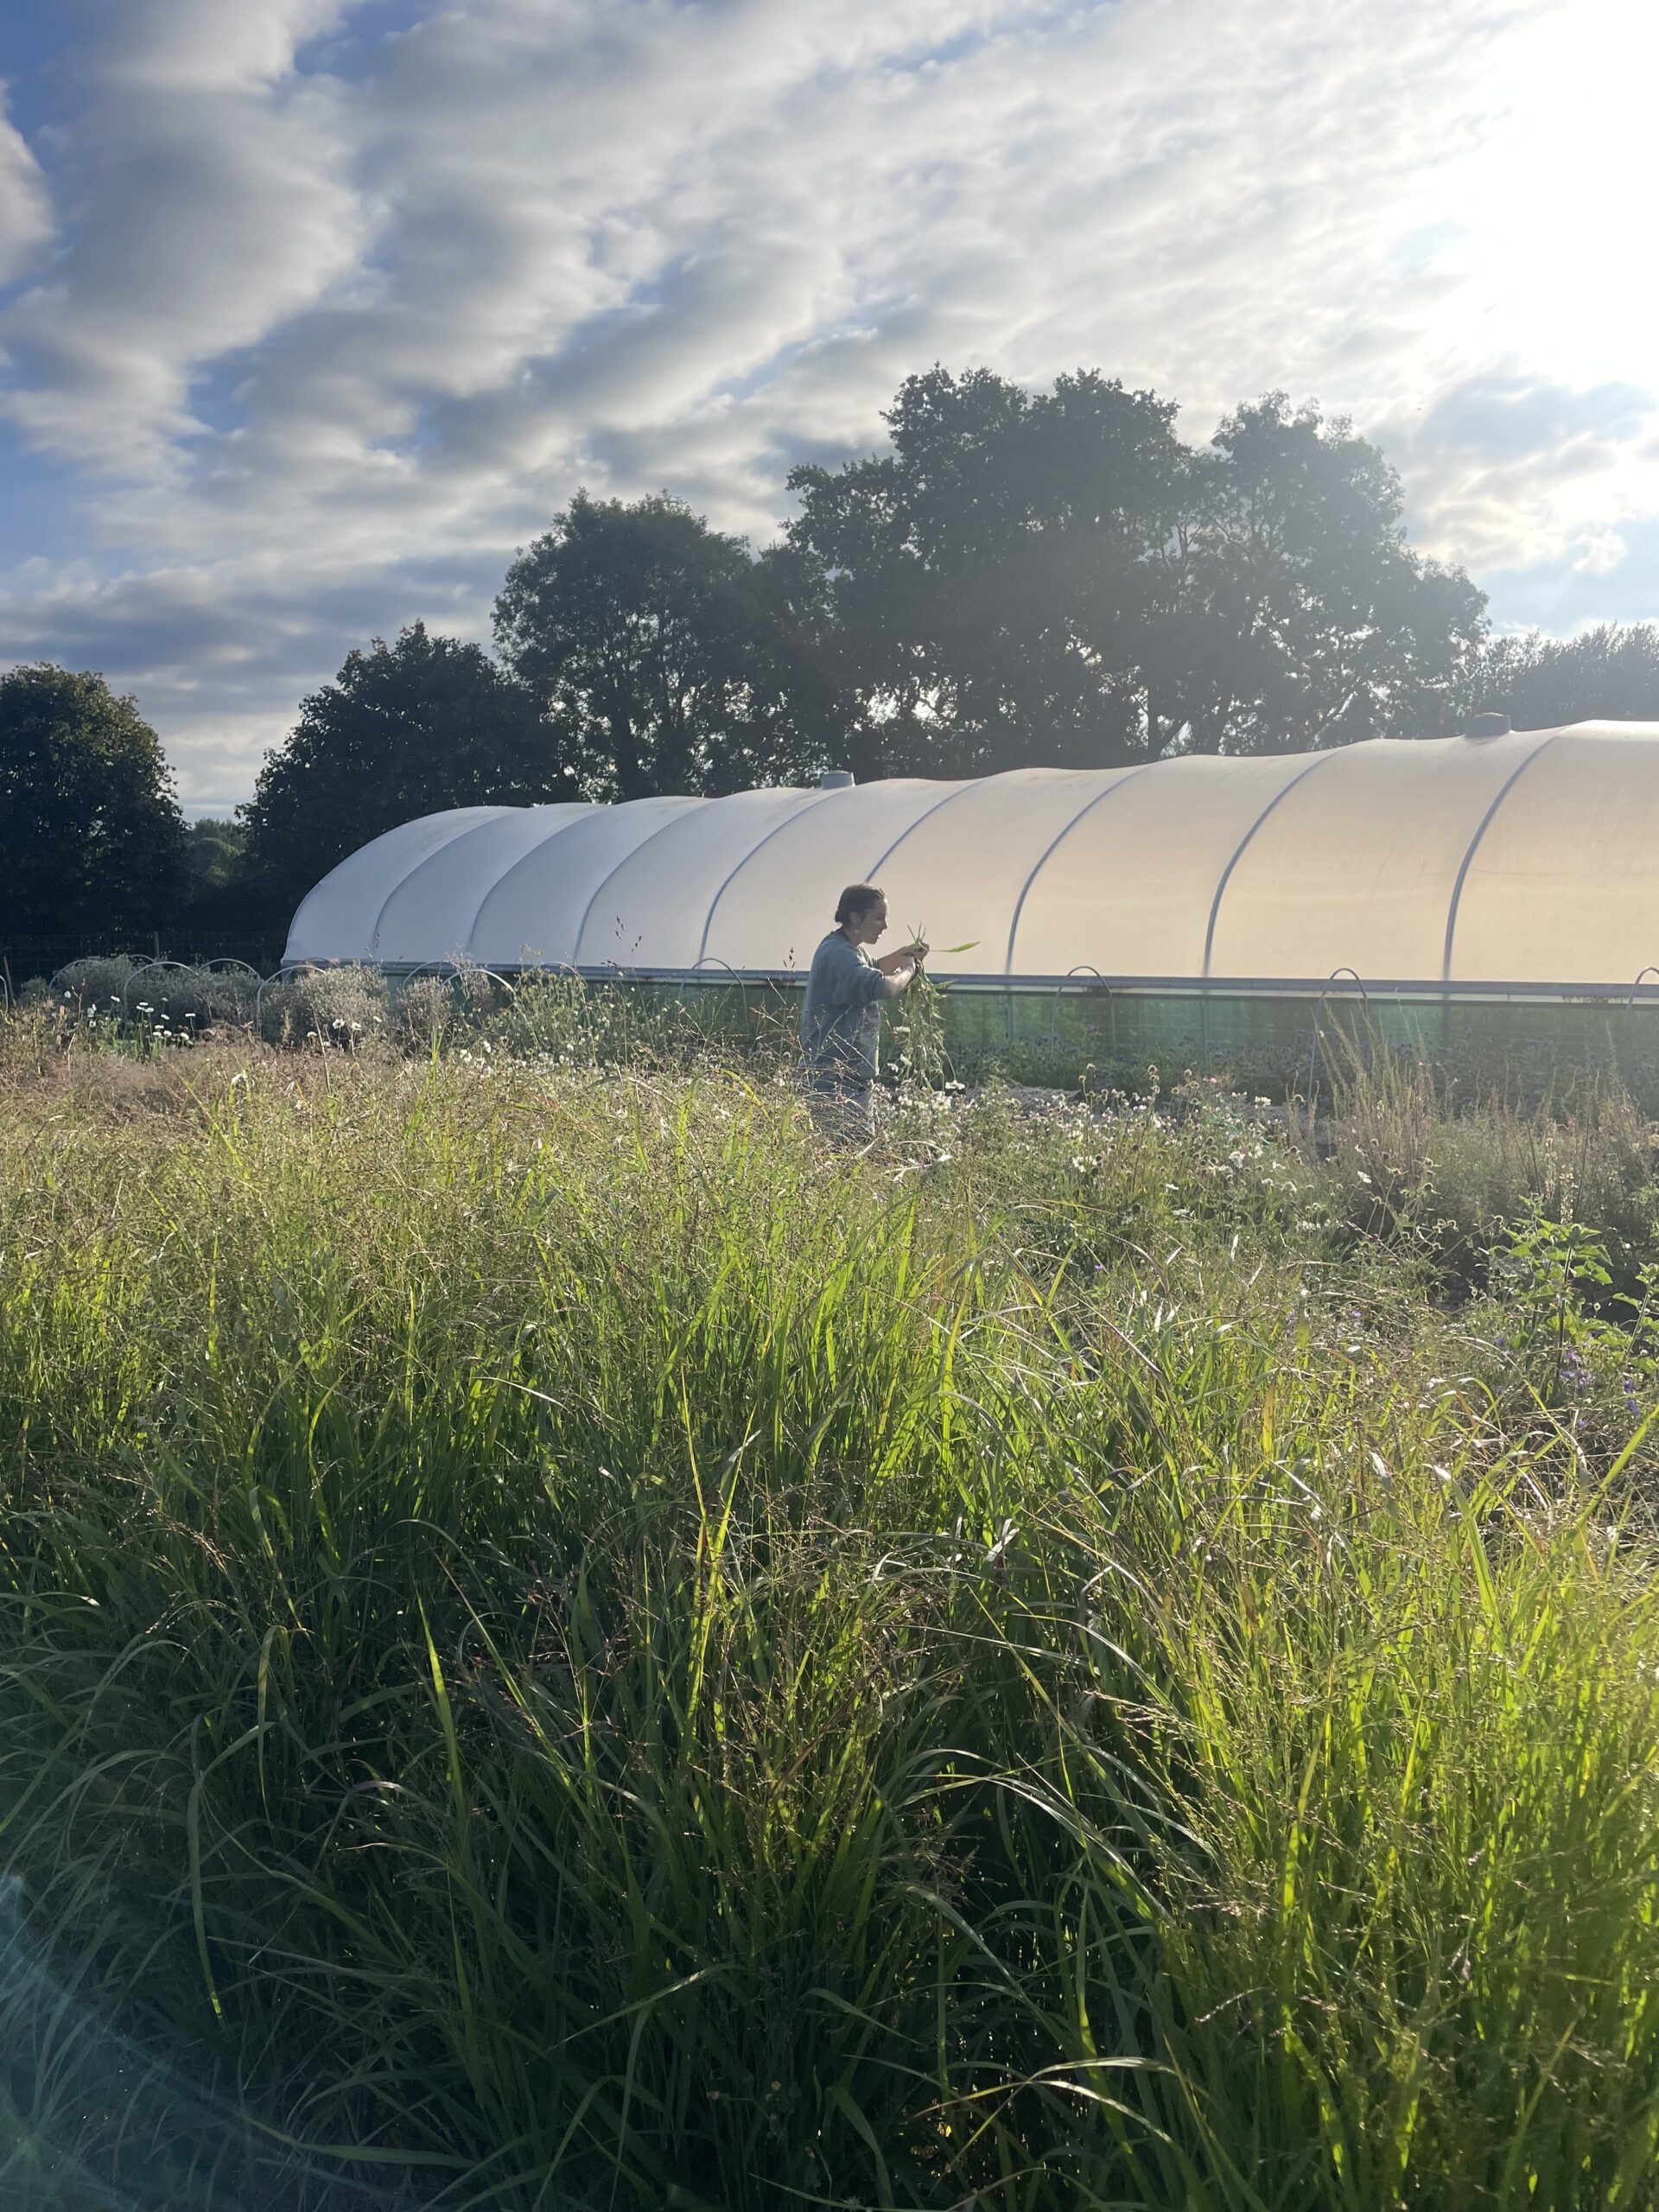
(365, 804), (586, 963)
(695, 775), (988, 982)
(1199, 749), (1344, 980)
(694, 785), (851, 967)
(278, 733), (1659, 1007)
(556, 796), (721, 971)
(1003, 762), (1159, 977)
(462, 794), (699, 976)
(1437, 730), (1563, 985)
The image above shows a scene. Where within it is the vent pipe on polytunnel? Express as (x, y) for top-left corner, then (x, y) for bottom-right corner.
(818, 768), (855, 788)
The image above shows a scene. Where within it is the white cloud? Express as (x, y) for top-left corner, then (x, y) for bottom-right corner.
(1384, 365), (1659, 573)
(2, 0), (1656, 808)
(0, 3), (367, 474)
(0, 83), (54, 290)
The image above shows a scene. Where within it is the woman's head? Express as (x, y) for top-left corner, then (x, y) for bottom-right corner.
(835, 884), (887, 940)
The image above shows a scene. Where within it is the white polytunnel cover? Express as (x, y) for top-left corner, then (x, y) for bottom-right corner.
(280, 722), (1659, 990)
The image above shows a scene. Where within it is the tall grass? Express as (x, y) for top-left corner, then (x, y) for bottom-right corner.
(2, 1031), (1658, 2207)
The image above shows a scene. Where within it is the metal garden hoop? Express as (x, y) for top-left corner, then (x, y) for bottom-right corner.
(690, 955), (751, 1035)
(1306, 967), (1374, 1109)
(397, 959), (516, 987)
(1042, 964), (1104, 1048)
(120, 958), (199, 1017)
(254, 962), (325, 1037)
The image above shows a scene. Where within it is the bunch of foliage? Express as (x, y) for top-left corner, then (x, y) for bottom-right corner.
(1471, 620), (1659, 729)
(0, 663), (185, 939)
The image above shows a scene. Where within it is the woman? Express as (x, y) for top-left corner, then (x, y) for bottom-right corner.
(798, 883), (926, 1144)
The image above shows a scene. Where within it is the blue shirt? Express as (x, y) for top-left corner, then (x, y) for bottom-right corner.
(800, 930), (887, 1090)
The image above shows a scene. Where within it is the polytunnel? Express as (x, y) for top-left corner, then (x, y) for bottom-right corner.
(283, 722), (1659, 999)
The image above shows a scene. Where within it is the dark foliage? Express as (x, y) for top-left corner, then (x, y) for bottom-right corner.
(493, 491), (829, 799)
(32, 368), (1659, 953)
(1147, 394), (1489, 753)
(0, 662), (185, 941)
(183, 817), (247, 893)
(1470, 622), (1659, 730)
(786, 372), (1489, 774)
(238, 623), (567, 916)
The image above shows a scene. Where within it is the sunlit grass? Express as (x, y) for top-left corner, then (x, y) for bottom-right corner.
(2, 1028), (1659, 2208)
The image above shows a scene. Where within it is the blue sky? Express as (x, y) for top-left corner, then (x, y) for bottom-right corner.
(1, 0), (1654, 812)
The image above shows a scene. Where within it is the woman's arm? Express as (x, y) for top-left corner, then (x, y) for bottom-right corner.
(874, 940), (928, 978)
(877, 943), (926, 997)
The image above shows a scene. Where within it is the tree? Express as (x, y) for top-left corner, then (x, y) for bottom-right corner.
(785, 372), (1487, 770)
(1469, 623), (1659, 729)
(183, 817), (247, 893)
(0, 662), (185, 942)
(1146, 396), (1488, 753)
(787, 367), (1187, 776)
(493, 491), (823, 800)
(239, 623), (565, 913)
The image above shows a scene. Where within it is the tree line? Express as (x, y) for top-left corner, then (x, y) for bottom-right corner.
(6, 366), (1659, 947)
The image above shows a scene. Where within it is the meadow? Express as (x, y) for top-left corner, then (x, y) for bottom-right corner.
(3, 991), (1659, 2210)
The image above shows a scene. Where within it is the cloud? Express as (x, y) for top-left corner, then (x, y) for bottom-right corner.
(0, 3), (367, 474)
(0, 82), (53, 289)
(4, 0), (1656, 809)
(0, 539), (505, 806)
(1384, 366), (1659, 574)
(1483, 515), (1659, 634)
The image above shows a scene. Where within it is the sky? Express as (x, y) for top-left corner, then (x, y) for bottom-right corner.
(0, 0), (1655, 815)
